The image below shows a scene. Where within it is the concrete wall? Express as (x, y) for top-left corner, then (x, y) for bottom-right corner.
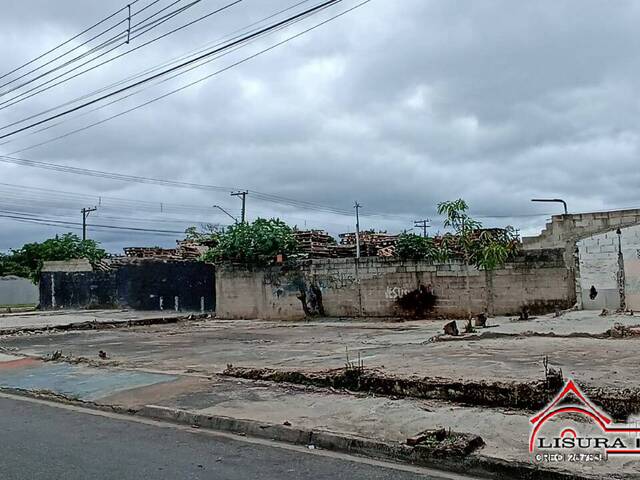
(523, 209), (640, 252)
(39, 260), (215, 311)
(0, 276), (38, 306)
(577, 225), (640, 311)
(215, 250), (574, 320)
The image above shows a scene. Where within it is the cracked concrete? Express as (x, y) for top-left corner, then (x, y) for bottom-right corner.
(2, 309), (640, 478)
(2, 310), (639, 389)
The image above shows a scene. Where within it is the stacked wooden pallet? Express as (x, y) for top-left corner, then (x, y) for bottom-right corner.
(123, 247), (181, 259)
(176, 241), (210, 260)
(294, 230), (336, 258)
(335, 231), (399, 257)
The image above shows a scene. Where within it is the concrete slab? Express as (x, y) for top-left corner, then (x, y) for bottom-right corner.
(0, 361), (177, 401)
(0, 309), (202, 333)
(2, 310), (639, 389)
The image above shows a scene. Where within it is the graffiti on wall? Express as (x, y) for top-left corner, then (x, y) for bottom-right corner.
(313, 273), (358, 290)
(385, 285), (410, 300)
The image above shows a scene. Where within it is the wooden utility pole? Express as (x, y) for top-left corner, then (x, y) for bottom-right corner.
(81, 206), (97, 241)
(414, 219), (430, 237)
(231, 191), (248, 223)
(354, 202), (362, 259)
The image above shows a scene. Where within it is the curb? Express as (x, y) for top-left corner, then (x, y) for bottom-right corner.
(0, 387), (618, 480)
(0, 313), (210, 336)
(139, 404), (598, 480)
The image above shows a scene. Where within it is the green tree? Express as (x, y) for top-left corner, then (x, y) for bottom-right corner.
(436, 199), (518, 270)
(201, 218), (298, 266)
(395, 233), (439, 261)
(184, 224), (220, 246)
(3, 233), (107, 283)
(437, 199), (519, 321)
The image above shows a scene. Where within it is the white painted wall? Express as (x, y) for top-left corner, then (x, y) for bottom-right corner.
(577, 225), (640, 310)
(0, 276), (38, 306)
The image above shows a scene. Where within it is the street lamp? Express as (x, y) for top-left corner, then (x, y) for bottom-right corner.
(213, 205), (238, 224)
(531, 198), (568, 215)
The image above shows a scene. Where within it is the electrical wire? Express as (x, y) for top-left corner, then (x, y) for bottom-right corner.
(0, 0), (337, 139)
(0, 0), (224, 111)
(1, 1), (336, 149)
(0, 0), (315, 133)
(0, 0), (141, 83)
(0, 211), (186, 235)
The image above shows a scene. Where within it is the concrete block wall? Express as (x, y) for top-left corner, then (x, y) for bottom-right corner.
(215, 250), (573, 320)
(577, 225), (640, 311)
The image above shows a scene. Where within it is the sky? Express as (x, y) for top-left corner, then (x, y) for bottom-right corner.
(1, 0), (639, 253)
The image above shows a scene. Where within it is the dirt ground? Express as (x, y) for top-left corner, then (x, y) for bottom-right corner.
(1, 310), (638, 389)
(2, 309), (640, 478)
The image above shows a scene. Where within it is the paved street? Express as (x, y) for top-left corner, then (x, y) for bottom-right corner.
(0, 395), (467, 480)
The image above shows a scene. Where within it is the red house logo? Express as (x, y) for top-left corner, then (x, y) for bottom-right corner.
(530, 379), (640, 458)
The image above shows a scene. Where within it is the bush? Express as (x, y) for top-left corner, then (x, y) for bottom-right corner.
(395, 233), (439, 261)
(2, 233), (107, 283)
(201, 218), (298, 266)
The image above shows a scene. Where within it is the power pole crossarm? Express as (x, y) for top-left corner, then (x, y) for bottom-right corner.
(81, 206), (97, 241)
(414, 219), (431, 238)
(231, 191), (248, 223)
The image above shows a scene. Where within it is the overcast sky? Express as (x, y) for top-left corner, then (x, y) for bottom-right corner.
(1, 0), (639, 253)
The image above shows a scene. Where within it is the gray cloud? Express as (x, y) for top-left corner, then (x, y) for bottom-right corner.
(1, 0), (639, 251)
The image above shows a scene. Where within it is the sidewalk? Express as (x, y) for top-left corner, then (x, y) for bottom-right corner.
(0, 309), (206, 334)
(0, 353), (633, 479)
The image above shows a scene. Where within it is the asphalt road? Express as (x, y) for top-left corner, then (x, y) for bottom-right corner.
(0, 395), (470, 480)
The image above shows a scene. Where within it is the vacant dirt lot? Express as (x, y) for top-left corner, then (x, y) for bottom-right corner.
(1, 310), (638, 389)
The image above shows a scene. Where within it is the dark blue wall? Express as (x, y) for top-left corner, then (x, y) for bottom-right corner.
(39, 260), (215, 311)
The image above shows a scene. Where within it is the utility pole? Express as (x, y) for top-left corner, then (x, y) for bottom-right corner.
(231, 191), (248, 223)
(354, 202), (362, 259)
(81, 206), (97, 241)
(414, 219), (431, 238)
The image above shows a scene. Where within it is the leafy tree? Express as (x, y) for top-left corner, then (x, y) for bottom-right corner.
(184, 224), (221, 246)
(437, 199), (519, 319)
(2, 233), (107, 283)
(436, 199), (518, 270)
(201, 218), (298, 266)
(0, 252), (30, 278)
(396, 233), (439, 261)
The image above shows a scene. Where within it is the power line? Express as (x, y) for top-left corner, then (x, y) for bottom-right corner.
(0, 0), (219, 110)
(0, 17), (129, 96)
(0, 0), (316, 134)
(3, 5), (342, 152)
(0, 0), (175, 96)
(0, 210), (186, 235)
(0, 2), (382, 219)
(0, 0), (141, 83)
(0, 0), (339, 140)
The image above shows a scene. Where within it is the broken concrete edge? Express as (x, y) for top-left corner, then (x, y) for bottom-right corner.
(0, 313), (210, 336)
(428, 325), (640, 343)
(0, 386), (138, 416)
(139, 405), (594, 480)
(0, 386), (604, 480)
(222, 366), (640, 421)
